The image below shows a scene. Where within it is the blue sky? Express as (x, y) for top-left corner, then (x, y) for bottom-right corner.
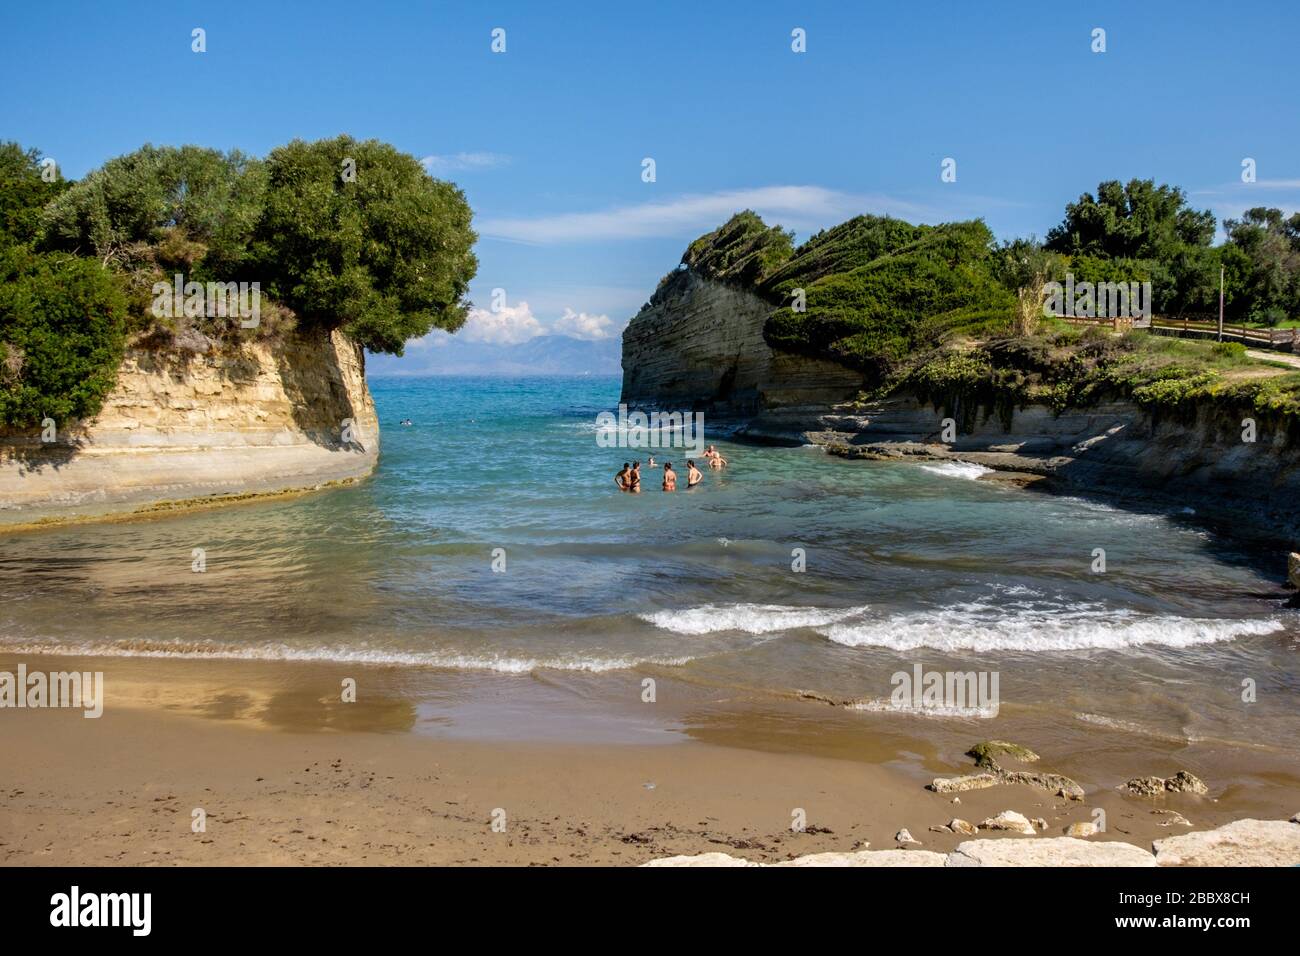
(3, 0), (1298, 373)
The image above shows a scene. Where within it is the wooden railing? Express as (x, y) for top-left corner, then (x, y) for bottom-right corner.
(1148, 316), (1300, 350)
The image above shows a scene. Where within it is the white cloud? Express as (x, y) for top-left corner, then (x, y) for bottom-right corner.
(459, 301), (546, 345)
(552, 308), (615, 341)
(476, 185), (929, 244)
(421, 152), (510, 174)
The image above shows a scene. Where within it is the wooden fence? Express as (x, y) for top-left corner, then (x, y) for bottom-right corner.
(1148, 316), (1299, 350)
(1055, 313), (1299, 351)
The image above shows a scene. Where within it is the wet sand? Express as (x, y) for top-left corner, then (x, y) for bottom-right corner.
(2, 653), (1295, 865)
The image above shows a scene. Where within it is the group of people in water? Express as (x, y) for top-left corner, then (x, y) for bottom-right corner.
(614, 445), (728, 493)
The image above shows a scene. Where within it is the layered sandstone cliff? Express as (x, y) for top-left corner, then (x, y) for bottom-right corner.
(620, 265), (1300, 544)
(620, 267), (864, 417)
(0, 329), (379, 527)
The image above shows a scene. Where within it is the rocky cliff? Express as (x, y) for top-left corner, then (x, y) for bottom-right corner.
(620, 267), (864, 417)
(0, 329), (378, 527)
(620, 262), (1300, 547)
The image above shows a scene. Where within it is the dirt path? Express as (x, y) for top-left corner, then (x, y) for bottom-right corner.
(1246, 348), (1300, 369)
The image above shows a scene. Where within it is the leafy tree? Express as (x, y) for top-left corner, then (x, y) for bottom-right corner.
(0, 244), (127, 427)
(41, 144), (266, 279)
(250, 135), (477, 354)
(1222, 207), (1300, 323)
(1046, 179), (1215, 261)
(0, 142), (69, 248)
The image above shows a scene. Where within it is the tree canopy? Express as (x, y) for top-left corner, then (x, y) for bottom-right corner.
(1, 135), (479, 428)
(250, 136), (477, 354)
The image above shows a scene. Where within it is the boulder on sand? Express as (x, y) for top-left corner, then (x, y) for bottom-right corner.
(978, 810), (1036, 835)
(949, 837), (1155, 867)
(1153, 819), (1300, 866)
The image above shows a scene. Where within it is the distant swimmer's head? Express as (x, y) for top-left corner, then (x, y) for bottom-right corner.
(687, 460), (695, 467)
(665, 462), (672, 469)
(621, 462), (630, 470)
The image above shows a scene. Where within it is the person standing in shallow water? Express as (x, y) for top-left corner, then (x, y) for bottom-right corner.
(686, 460), (702, 488)
(615, 462), (630, 491)
(628, 462), (642, 493)
(662, 462), (677, 492)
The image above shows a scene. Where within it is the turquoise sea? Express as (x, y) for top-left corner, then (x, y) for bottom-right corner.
(1, 375), (1296, 758)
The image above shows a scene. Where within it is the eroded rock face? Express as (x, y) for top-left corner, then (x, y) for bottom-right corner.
(948, 837), (1156, 868)
(0, 329), (379, 526)
(1123, 771), (1208, 796)
(928, 773), (1000, 794)
(619, 268), (863, 418)
(1153, 819), (1300, 866)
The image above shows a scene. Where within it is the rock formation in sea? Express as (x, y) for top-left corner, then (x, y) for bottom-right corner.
(620, 211), (1300, 544)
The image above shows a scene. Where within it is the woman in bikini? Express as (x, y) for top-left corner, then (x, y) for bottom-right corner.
(662, 462), (677, 492)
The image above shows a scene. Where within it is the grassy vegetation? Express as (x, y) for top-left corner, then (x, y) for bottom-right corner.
(677, 209), (1300, 430)
(896, 321), (1300, 432)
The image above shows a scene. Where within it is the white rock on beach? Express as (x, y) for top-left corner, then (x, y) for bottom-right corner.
(948, 837), (1156, 867)
(978, 810), (1036, 835)
(1064, 821), (1098, 838)
(772, 849), (947, 867)
(643, 850), (947, 867)
(948, 818), (978, 836)
(1152, 819), (1300, 866)
(895, 828), (921, 845)
(642, 852), (756, 867)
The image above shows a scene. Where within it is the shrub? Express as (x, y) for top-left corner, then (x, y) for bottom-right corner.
(0, 245), (127, 428)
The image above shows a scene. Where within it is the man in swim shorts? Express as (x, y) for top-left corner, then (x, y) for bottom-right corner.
(686, 460), (702, 487)
(615, 462), (630, 491)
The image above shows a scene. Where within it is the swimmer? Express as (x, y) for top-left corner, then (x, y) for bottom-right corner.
(628, 461), (642, 493)
(662, 461), (677, 492)
(709, 451), (727, 470)
(686, 460), (702, 487)
(615, 462), (630, 491)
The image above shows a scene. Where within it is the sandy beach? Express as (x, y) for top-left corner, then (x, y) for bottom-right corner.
(3, 652), (1295, 866)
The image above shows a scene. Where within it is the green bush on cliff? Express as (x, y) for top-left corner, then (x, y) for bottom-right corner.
(0, 244), (127, 428)
(0, 142), (69, 247)
(251, 136), (478, 354)
(37, 136), (479, 355)
(683, 210), (794, 285)
(760, 218), (1015, 379)
(675, 211), (1016, 385)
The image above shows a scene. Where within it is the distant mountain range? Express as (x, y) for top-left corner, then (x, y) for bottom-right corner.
(369, 333), (623, 377)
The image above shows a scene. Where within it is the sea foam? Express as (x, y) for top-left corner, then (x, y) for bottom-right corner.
(918, 461), (993, 480)
(638, 603), (869, 636)
(818, 603), (1282, 652)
